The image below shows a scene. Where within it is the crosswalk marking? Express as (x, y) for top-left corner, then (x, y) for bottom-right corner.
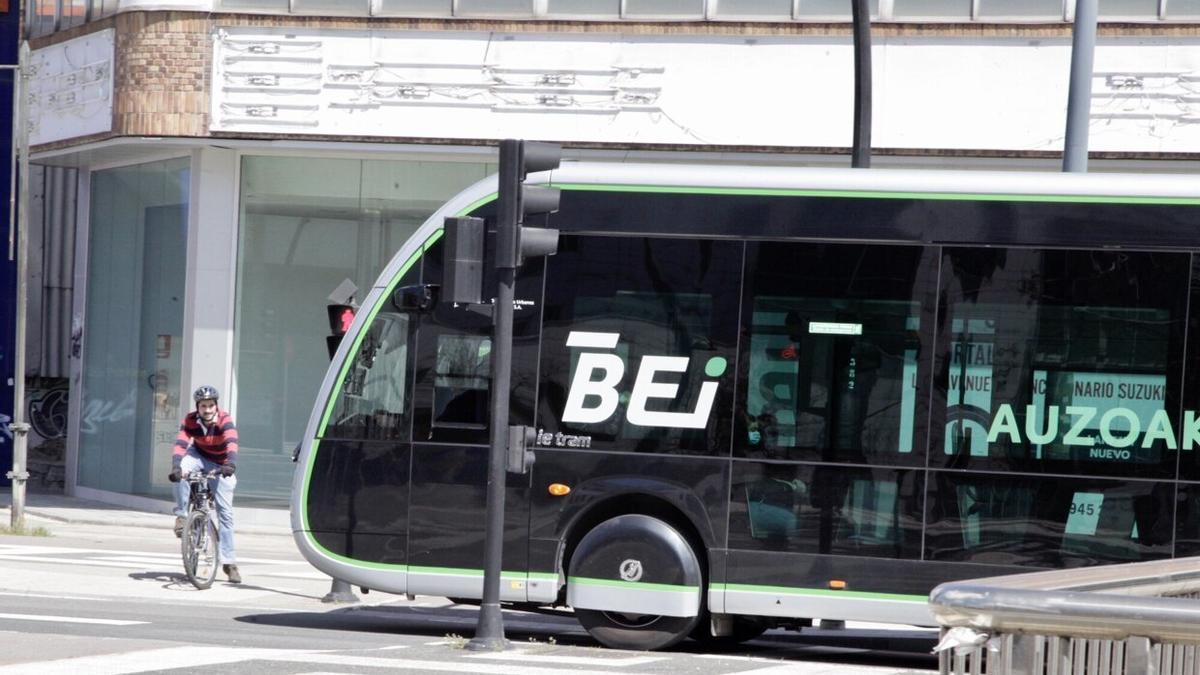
(0, 612), (146, 626)
(0, 647), (311, 674)
(465, 650), (665, 666)
(0, 547), (305, 573)
(268, 653), (659, 675)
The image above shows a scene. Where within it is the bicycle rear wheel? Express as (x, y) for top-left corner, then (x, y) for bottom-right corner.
(182, 510), (219, 589)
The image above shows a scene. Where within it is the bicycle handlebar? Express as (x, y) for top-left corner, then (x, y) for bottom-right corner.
(182, 469), (221, 482)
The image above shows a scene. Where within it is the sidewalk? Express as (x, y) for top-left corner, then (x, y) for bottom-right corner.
(0, 489), (292, 537)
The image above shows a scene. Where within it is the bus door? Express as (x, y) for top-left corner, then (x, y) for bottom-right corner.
(404, 244), (546, 602)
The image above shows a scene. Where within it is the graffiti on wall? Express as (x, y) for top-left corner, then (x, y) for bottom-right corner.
(28, 385), (68, 440)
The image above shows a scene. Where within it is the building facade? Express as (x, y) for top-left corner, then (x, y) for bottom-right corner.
(19, 0), (1200, 512)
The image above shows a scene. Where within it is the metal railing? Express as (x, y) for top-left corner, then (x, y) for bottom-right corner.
(929, 556), (1200, 675)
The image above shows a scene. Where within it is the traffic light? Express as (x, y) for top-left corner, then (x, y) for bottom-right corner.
(507, 425), (537, 474)
(326, 303), (355, 360)
(497, 139), (561, 270)
(442, 216), (485, 305)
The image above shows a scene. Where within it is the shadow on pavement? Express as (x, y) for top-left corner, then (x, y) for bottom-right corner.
(228, 581), (325, 601)
(235, 603), (594, 646)
(128, 570), (197, 589)
(235, 604), (938, 670)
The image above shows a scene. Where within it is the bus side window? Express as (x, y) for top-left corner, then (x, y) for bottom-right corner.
(432, 334), (491, 429)
(323, 312), (414, 441)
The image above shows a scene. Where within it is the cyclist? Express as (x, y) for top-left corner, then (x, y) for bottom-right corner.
(168, 385), (241, 584)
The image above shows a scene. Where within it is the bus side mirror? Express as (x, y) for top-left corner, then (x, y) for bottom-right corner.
(393, 284), (438, 312)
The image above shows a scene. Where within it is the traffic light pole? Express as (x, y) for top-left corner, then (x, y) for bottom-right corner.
(467, 140), (522, 652)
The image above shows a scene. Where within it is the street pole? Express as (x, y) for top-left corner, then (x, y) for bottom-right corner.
(1063, 0), (1097, 173)
(6, 44), (28, 530)
(467, 140), (521, 652)
(850, 0), (872, 169)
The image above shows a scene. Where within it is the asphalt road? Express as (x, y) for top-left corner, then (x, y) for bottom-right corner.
(0, 516), (938, 674)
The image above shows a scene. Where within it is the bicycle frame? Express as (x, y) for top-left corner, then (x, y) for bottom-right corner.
(181, 469), (221, 589)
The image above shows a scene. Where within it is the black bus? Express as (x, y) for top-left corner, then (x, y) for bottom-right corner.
(291, 163), (1200, 650)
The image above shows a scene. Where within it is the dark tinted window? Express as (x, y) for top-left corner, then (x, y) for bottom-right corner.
(730, 462), (922, 559)
(1174, 483), (1200, 557)
(432, 334), (491, 429)
(322, 286), (417, 441)
(735, 243), (936, 466)
(926, 472), (1172, 567)
(536, 235), (741, 455)
(1177, 255), (1200, 480)
(934, 249), (1188, 479)
(410, 238), (544, 444)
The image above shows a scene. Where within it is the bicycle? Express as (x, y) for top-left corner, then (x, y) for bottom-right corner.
(180, 469), (221, 589)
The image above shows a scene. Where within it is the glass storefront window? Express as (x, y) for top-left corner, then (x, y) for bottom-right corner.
(234, 156), (488, 503)
(79, 157), (190, 497)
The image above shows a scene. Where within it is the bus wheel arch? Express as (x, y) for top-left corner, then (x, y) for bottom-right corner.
(564, 505), (707, 650)
(559, 493), (712, 585)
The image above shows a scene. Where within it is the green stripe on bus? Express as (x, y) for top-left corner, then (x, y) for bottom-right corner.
(569, 576), (699, 594)
(460, 193), (498, 214)
(554, 183), (1200, 206)
(720, 583), (925, 603)
(409, 566), (556, 581)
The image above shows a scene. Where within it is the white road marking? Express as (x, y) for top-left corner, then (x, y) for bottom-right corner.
(728, 665), (906, 674)
(0, 555), (166, 570)
(0, 612), (146, 626)
(0, 544), (298, 565)
(0, 647), (316, 675)
(466, 650), (666, 666)
(269, 653), (659, 674)
(0, 591), (121, 602)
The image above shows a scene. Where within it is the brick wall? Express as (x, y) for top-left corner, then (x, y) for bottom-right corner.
(113, 13), (211, 137)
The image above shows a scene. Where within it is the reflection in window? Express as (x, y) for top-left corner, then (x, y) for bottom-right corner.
(892, 0), (970, 18)
(714, 0), (793, 18)
(744, 298), (920, 462)
(566, 292), (713, 443)
(540, 236), (740, 456)
(738, 243), (931, 466)
(796, 0), (879, 16)
(976, 0), (1062, 17)
(929, 473), (1171, 567)
(733, 463), (920, 559)
(940, 249), (1186, 478)
(324, 312), (412, 440)
(623, 0), (703, 16)
(546, 0), (619, 14)
(433, 335), (492, 429)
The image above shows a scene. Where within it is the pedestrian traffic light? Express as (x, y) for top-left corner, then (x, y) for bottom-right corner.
(497, 139), (561, 270)
(326, 303), (355, 360)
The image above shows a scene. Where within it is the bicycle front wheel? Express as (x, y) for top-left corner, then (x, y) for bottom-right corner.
(182, 510), (219, 589)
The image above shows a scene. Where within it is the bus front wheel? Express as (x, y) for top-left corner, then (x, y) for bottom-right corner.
(576, 608), (700, 651)
(567, 514), (704, 651)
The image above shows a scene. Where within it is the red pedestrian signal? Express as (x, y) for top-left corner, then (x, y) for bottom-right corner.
(326, 303), (356, 359)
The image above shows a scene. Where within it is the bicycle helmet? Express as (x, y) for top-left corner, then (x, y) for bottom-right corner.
(193, 385), (220, 405)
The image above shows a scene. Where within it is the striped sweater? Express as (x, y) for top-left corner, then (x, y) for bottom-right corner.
(173, 409), (239, 467)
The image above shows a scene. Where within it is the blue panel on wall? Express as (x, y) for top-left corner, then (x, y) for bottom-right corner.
(0, 3), (22, 475)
